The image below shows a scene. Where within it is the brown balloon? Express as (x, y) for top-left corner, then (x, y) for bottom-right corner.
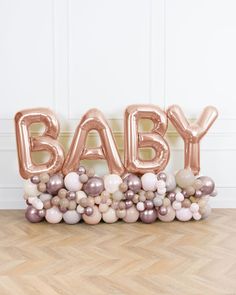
(124, 105), (170, 174)
(62, 108), (124, 175)
(15, 108), (65, 179)
(167, 105), (218, 175)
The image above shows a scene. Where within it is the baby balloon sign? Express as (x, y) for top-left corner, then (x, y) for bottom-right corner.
(15, 104), (218, 178)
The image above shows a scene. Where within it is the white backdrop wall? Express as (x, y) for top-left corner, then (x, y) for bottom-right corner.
(0, 0), (235, 208)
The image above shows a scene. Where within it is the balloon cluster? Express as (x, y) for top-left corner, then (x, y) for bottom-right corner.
(23, 167), (217, 224)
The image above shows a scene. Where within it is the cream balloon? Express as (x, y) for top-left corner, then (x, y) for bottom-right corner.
(82, 206), (102, 225)
(123, 206), (139, 223)
(102, 208), (118, 223)
(103, 174), (122, 194)
(45, 207), (63, 224)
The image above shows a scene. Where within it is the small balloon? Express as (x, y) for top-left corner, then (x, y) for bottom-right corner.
(84, 206), (94, 216)
(25, 206), (43, 223)
(158, 206), (168, 216)
(124, 174), (142, 193)
(83, 177), (104, 197)
(46, 174), (64, 195)
(198, 176), (215, 195)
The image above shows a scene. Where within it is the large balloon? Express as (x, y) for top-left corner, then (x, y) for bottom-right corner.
(167, 105), (218, 175)
(15, 108), (65, 179)
(124, 105), (170, 174)
(62, 109), (124, 175)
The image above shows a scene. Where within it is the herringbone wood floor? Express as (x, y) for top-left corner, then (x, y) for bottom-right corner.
(0, 209), (235, 295)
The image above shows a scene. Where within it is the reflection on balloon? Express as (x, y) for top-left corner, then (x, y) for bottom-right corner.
(15, 108), (65, 179)
(124, 105), (170, 174)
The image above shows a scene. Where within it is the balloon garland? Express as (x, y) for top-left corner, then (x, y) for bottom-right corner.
(23, 167), (216, 224)
(15, 105), (218, 224)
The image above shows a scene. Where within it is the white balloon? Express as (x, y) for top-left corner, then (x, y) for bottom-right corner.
(76, 191), (87, 203)
(172, 201), (182, 210)
(23, 179), (40, 197)
(64, 172), (82, 192)
(165, 173), (176, 192)
(102, 208), (118, 223)
(190, 203), (199, 213)
(136, 202), (145, 212)
(193, 212), (201, 220)
(175, 192), (184, 202)
(39, 193), (52, 202)
(141, 173), (158, 191)
(45, 207), (63, 223)
(32, 198), (44, 210)
(176, 208), (192, 221)
(103, 174), (122, 194)
(63, 210), (81, 224)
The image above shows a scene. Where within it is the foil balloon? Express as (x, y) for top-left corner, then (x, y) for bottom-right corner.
(15, 108), (65, 179)
(124, 105), (170, 174)
(167, 105), (218, 175)
(63, 109), (124, 175)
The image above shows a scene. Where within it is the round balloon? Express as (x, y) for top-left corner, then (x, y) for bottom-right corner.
(63, 210), (81, 224)
(45, 206), (63, 223)
(46, 174), (64, 195)
(83, 176), (104, 197)
(123, 206), (139, 223)
(140, 209), (157, 223)
(25, 206), (43, 223)
(157, 206), (175, 222)
(83, 206), (102, 225)
(104, 174), (122, 194)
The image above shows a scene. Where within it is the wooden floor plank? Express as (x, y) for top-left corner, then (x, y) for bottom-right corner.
(0, 209), (235, 295)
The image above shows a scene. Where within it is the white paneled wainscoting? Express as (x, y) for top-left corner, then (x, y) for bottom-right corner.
(0, 0), (235, 208)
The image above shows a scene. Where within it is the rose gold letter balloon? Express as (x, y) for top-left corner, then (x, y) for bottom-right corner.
(63, 109), (124, 175)
(15, 108), (65, 179)
(124, 105), (170, 174)
(167, 105), (218, 175)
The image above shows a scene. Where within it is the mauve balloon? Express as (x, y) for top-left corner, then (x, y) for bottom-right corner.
(125, 189), (135, 201)
(46, 174), (64, 195)
(124, 174), (142, 193)
(140, 209), (157, 224)
(25, 206), (43, 223)
(83, 177), (104, 197)
(198, 176), (215, 195)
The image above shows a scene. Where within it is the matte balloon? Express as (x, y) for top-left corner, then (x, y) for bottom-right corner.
(198, 176), (215, 195)
(175, 208), (193, 221)
(45, 206), (63, 223)
(83, 177), (104, 197)
(165, 173), (176, 192)
(167, 105), (218, 175)
(140, 209), (157, 223)
(25, 206), (43, 223)
(83, 206), (102, 225)
(104, 174), (122, 194)
(46, 174), (64, 195)
(102, 208), (118, 223)
(124, 105), (170, 174)
(24, 179), (40, 197)
(141, 173), (158, 191)
(63, 210), (81, 224)
(64, 172), (82, 192)
(123, 206), (139, 223)
(15, 108), (65, 179)
(158, 206), (175, 222)
(175, 169), (195, 189)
